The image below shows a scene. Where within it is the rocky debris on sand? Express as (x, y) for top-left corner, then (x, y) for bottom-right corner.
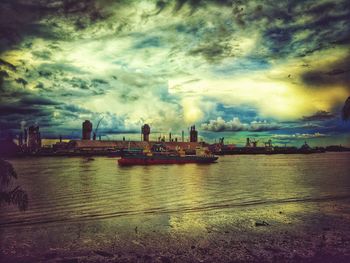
(58, 258), (79, 263)
(93, 250), (114, 257)
(255, 220), (270, 227)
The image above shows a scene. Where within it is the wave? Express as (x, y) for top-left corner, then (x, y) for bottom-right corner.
(1, 194), (350, 228)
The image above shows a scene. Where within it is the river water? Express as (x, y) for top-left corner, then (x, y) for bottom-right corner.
(1, 153), (350, 228)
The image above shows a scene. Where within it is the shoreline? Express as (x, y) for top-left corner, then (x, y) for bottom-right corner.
(1, 199), (350, 263)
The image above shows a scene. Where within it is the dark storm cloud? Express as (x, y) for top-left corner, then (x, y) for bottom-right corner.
(33, 82), (49, 92)
(58, 104), (92, 114)
(38, 70), (53, 78)
(0, 0), (105, 52)
(0, 59), (16, 71)
(91, 79), (108, 85)
(37, 62), (85, 75)
(302, 70), (350, 88)
(2, 0), (347, 62)
(305, 2), (336, 15)
(0, 70), (9, 78)
(32, 50), (52, 60)
(0, 95), (95, 132)
(57, 77), (109, 96)
(333, 35), (350, 45)
(189, 42), (231, 63)
(302, 111), (335, 122)
(301, 55), (350, 90)
(2, 0), (95, 13)
(0, 94), (59, 116)
(0, 104), (43, 116)
(69, 77), (89, 90)
(0, 70), (10, 89)
(21, 22), (67, 41)
(0, 1), (46, 52)
(241, 1), (350, 58)
(15, 78), (28, 86)
(151, 0), (350, 64)
(20, 95), (59, 106)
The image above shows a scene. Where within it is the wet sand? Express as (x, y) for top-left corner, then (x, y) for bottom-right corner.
(1, 199), (350, 263)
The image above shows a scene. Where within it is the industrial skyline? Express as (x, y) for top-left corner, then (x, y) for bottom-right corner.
(0, 0), (350, 146)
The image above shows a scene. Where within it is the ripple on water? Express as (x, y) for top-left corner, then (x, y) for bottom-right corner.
(1, 153), (350, 228)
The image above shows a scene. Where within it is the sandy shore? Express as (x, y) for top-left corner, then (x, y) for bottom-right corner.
(1, 199), (350, 263)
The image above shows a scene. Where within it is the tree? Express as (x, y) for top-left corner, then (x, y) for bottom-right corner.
(0, 159), (28, 211)
(342, 96), (350, 121)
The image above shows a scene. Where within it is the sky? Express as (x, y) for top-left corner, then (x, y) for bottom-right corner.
(0, 0), (349, 146)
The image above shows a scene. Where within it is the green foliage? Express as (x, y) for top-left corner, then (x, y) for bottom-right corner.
(0, 159), (28, 211)
(342, 97), (350, 121)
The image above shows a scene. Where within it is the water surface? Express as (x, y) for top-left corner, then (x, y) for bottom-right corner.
(1, 153), (350, 228)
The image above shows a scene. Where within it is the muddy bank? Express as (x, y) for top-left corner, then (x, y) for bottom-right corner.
(1, 200), (350, 263)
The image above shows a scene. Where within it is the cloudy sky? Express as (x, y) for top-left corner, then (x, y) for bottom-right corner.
(0, 0), (349, 146)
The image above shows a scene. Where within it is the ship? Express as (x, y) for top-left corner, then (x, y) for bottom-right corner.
(118, 144), (218, 166)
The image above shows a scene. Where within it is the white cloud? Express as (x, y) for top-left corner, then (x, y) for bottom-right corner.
(201, 117), (280, 132)
(272, 132), (327, 140)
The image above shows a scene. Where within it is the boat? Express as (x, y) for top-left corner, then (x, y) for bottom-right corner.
(118, 144), (218, 166)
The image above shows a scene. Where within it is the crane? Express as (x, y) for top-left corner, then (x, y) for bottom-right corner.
(93, 116), (104, 140)
(251, 138), (259, 148)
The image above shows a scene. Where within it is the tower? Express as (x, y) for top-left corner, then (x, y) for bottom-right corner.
(246, 138), (251, 147)
(141, 124), (150, 142)
(28, 125), (41, 152)
(190, 125), (198, 142)
(82, 120), (92, 140)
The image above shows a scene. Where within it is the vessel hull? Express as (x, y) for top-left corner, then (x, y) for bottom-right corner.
(118, 155), (218, 166)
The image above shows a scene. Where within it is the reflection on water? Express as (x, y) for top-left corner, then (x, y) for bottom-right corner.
(0, 153), (350, 228)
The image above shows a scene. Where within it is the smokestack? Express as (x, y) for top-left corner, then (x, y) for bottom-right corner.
(82, 120), (93, 140)
(19, 132), (23, 146)
(189, 125), (198, 142)
(141, 124), (150, 142)
(24, 128), (28, 145)
(19, 120), (26, 146)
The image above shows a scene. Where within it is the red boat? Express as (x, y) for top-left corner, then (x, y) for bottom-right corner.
(118, 144), (218, 166)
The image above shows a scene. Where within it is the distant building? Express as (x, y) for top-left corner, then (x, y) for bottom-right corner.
(190, 125), (198, 142)
(28, 125), (41, 152)
(141, 124), (150, 142)
(82, 120), (92, 140)
(64, 140), (200, 154)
